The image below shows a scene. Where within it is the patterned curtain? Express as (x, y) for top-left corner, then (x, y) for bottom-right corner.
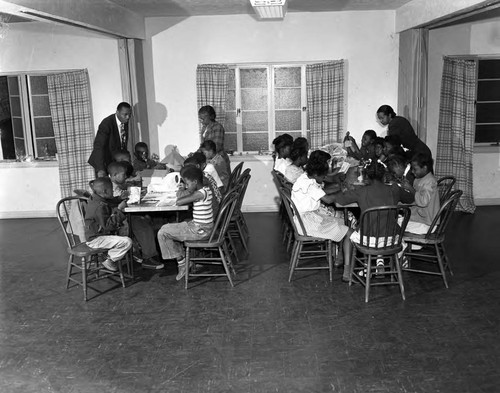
(306, 60), (345, 149)
(47, 69), (95, 199)
(196, 64), (229, 133)
(435, 57), (476, 213)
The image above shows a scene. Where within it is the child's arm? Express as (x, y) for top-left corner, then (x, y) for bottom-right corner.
(414, 181), (435, 207)
(96, 204), (125, 234)
(176, 190), (205, 206)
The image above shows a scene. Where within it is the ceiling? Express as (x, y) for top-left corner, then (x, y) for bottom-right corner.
(108, 0), (414, 18)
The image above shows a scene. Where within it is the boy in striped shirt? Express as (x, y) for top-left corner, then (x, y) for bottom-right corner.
(157, 166), (214, 281)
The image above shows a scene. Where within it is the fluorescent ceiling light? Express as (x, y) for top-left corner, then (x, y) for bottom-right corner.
(250, 0), (287, 19)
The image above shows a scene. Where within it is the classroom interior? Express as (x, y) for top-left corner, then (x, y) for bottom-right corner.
(1, 0), (500, 391)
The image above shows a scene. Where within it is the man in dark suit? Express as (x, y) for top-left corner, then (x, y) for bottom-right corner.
(88, 102), (132, 177)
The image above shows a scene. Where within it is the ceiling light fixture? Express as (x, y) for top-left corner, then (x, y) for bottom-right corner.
(250, 0), (287, 20)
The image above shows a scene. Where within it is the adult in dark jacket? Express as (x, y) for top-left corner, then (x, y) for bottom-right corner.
(376, 104), (432, 161)
(88, 102), (132, 177)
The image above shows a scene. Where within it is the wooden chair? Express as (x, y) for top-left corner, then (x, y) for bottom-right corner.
(56, 196), (130, 301)
(402, 190), (462, 288)
(272, 170), (294, 251)
(184, 191), (239, 288)
(226, 161), (244, 194)
(279, 187), (335, 283)
(437, 176), (456, 205)
(349, 205), (411, 302)
(228, 168), (252, 255)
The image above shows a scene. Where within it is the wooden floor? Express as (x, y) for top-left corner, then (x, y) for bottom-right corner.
(0, 208), (499, 392)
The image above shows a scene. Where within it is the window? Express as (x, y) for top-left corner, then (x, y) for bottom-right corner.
(475, 59), (500, 144)
(225, 64), (308, 153)
(0, 73), (57, 161)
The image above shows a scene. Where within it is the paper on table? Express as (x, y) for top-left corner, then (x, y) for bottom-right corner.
(339, 161), (350, 174)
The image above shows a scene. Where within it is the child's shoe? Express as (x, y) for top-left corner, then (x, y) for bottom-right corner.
(176, 261), (186, 281)
(376, 258), (385, 275)
(102, 258), (118, 272)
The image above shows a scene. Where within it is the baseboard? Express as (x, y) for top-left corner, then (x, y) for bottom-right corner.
(475, 198), (500, 206)
(0, 210), (56, 219)
(241, 204), (279, 213)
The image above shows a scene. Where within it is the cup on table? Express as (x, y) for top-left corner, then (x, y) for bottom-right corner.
(128, 186), (141, 204)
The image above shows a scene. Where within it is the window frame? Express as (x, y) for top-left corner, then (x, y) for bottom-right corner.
(225, 63), (309, 154)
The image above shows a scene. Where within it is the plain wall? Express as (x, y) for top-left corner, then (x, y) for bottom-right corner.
(427, 18), (500, 205)
(145, 11), (399, 211)
(0, 22), (123, 217)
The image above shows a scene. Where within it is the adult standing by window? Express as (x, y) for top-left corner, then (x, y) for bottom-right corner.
(376, 104), (432, 160)
(88, 102), (132, 177)
(198, 105), (231, 173)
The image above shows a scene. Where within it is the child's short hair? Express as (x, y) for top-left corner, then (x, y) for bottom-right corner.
(365, 161), (386, 181)
(363, 129), (377, 141)
(184, 152), (206, 167)
(113, 149), (131, 162)
(135, 142), (148, 151)
(384, 134), (402, 147)
(181, 165), (203, 184)
(200, 140), (216, 152)
(374, 137), (385, 148)
(293, 137), (309, 151)
(107, 161), (128, 176)
(198, 105), (216, 120)
(92, 176), (112, 194)
(273, 134), (293, 152)
(411, 153), (434, 173)
(306, 150), (331, 177)
(386, 155), (407, 172)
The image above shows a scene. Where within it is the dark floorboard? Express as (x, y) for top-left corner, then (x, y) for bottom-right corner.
(0, 208), (499, 392)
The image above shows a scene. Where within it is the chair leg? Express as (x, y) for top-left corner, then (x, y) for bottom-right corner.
(219, 246), (234, 287)
(227, 232), (240, 263)
(365, 255), (372, 303)
(185, 247), (190, 289)
(348, 245), (356, 286)
(435, 244), (449, 288)
(81, 257), (88, 302)
(66, 255), (74, 289)
(327, 240), (333, 283)
(288, 241), (302, 282)
(289, 241), (299, 269)
(440, 243), (453, 276)
(236, 220), (249, 253)
(223, 241), (236, 275)
(117, 259), (126, 288)
(394, 254), (405, 300)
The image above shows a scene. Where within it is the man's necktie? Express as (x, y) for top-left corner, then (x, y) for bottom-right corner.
(120, 123), (126, 150)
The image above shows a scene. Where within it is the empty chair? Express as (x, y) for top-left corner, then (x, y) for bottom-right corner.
(56, 196), (130, 301)
(437, 176), (456, 205)
(349, 205), (411, 302)
(280, 187), (335, 283)
(226, 161), (244, 194)
(184, 191), (239, 288)
(402, 190), (463, 288)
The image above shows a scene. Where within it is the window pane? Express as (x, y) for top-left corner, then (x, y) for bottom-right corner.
(477, 80), (500, 101)
(275, 110), (301, 131)
(475, 125), (500, 143)
(275, 67), (301, 87)
(275, 88), (301, 109)
(476, 103), (500, 123)
(0, 119), (16, 159)
(30, 76), (48, 95)
(242, 88), (267, 110)
(34, 117), (54, 137)
(242, 111), (268, 132)
(32, 96), (51, 116)
(228, 69), (235, 90)
(12, 117), (24, 138)
(225, 112), (237, 133)
(240, 68), (267, 88)
(478, 60), (500, 79)
(7, 76), (19, 96)
(225, 133), (237, 152)
(14, 138), (25, 157)
(10, 96), (21, 117)
(35, 138), (57, 157)
(243, 133), (268, 151)
(227, 90), (236, 111)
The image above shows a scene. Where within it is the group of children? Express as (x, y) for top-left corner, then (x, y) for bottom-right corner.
(273, 132), (440, 282)
(83, 139), (229, 280)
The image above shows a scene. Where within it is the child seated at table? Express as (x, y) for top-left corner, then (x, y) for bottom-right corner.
(384, 135), (406, 161)
(157, 166), (214, 281)
(403, 153), (440, 235)
(133, 142), (167, 172)
(183, 153), (221, 216)
(112, 149), (141, 185)
(200, 139), (229, 190)
(273, 134), (293, 175)
(107, 161), (164, 270)
(284, 138), (308, 184)
(84, 177), (132, 272)
(385, 154), (412, 185)
(331, 161), (414, 278)
(292, 150), (354, 280)
(374, 137), (386, 162)
(346, 130), (377, 163)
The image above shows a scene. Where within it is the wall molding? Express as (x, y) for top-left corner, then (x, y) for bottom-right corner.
(0, 210), (56, 219)
(475, 198), (500, 206)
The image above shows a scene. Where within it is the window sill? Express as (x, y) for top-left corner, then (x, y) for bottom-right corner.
(229, 153), (274, 162)
(0, 159), (59, 168)
(474, 145), (500, 154)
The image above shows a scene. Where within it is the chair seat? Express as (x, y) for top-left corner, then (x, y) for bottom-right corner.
(403, 232), (444, 244)
(68, 243), (107, 257)
(185, 239), (224, 248)
(353, 244), (402, 256)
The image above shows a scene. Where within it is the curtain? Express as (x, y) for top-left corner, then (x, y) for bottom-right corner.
(435, 57), (476, 213)
(47, 69), (95, 199)
(306, 60), (344, 149)
(196, 64), (229, 132)
(398, 28), (428, 141)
